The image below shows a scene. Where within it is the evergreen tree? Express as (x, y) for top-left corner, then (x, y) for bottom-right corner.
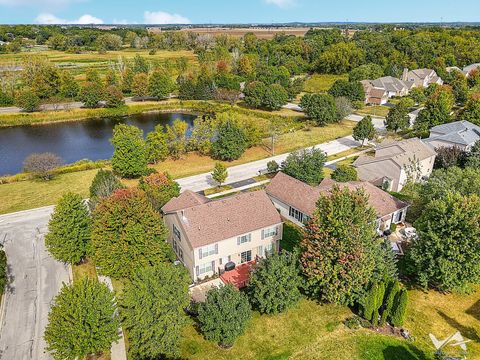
(122, 264), (190, 359)
(59, 71), (79, 100)
(44, 279), (120, 360)
(111, 124), (148, 178)
(92, 188), (173, 279)
(146, 124), (169, 164)
(380, 280), (401, 326)
(148, 70), (175, 99)
(247, 251), (302, 315)
(45, 193), (91, 265)
(211, 162), (228, 186)
(198, 285), (252, 347)
(211, 120), (248, 161)
(88, 169), (124, 211)
(390, 289), (408, 327)
(104, 85), (124, 108)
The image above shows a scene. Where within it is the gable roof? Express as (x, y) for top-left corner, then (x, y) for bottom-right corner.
(425, 120), (480, 147)
(265, 172), (408, 219)
(353, 138), (437, 169)
(162, 190), (281, 248)
(161, 190), (210, 214)
(371, 76), (408, 93)
(463, 63), (480, 75)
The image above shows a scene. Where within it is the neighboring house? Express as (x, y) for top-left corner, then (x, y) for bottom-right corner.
(353, 138), (437, 192)
(371, 76), (410, 98)
(463, 63), (480, 77)
(401, 68), (443, 88)
(161, 190), (282, 282)
(265, 172), (409, 232)
(424, 120), (480, 151)
(361, 80), (389, 105)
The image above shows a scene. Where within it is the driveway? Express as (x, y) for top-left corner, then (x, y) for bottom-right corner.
(0, 206), (70, 360)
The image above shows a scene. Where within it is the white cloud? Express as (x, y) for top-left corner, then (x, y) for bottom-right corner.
(264, 0), (296, 8)
(144, 11), (190, 24)
(35, 12), (103, 24)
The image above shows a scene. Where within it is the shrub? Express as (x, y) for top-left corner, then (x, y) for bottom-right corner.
(45, 193), (91, 265)
(0, 250), (7, 294)
(390, 289), (408, 327)
(266, 160), (279, 173)
(23, 152), (63, 180)
(16, 88), (41, 112)
(111, 124), (148, 178)
(88, 169), (124, 211)
(281, 148), (326, 185)
(380, 280), (401, 326)
(92, 188), (174, 279)
(0, 90), (14, 106)
(138, 172), (180, 211)
(198, 284), (252, 347)
(331, 165), (358, 182)
(211, 120), (248, 161)
(247, 251), (302, 314)
(434, 146), (467, 169)
(44, 279), (120, 360)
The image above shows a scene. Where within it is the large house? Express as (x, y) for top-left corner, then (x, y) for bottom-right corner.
(161, 190), (282, 282)
(371, 76), (410, 98)
(353, 138), (437, 192)
(401, 68), (443, 88)
(265, 172), (409, 233)
(361, 80), (389, 105)
(424, 120), (480, 151)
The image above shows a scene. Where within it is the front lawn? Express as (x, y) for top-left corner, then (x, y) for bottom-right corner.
(356, 106), (390, 117)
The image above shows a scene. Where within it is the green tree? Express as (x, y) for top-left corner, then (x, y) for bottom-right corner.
(45, 193), (91, 265)
(22, 56), (60, 98)
(449, 71), (469, 104)
(59, 71), (79, 100)
(138, 172), (180, 211)
(300, 93), (338, 125)
(465, 140), (480, 168)
(349, 63), (384, 82)
(146, 125), (169, 163)
(335, 96), (353, 120)
(385, 101), (410, 132)
(92, 188), (173, 279)
(331, 165), (358, 182)
(44, 279), (120, 360)
(89, 169), (124, 211)
(281, 148), (326, 185)
(267, 160), (280, 173)
(380, 280), (401, 326)
(132, 73), (149, 98)
(414, 87), (454, 132)
(361, 282), (386, 325)
(79, 81), (104, 108)
(104, 85), (124, 108)
(132, 54), (149, 74)
(407, 192), (480, 292)
(111, 124), (148, 178)
(262, 83), (289, 110)
(189, 115), (217, 155)
(316, 42), (365, 74)
(247, 251), (302, 314)
(211, 120), (248, 161)
(15, 88), (40, 112)
(300, 186), (378, 304)
(122, 264), (190, 359)
(198, 284), (252, 347)
(105, 69), (119, 87)
(463, 96), (480, 125)
(148, 70), (175, 99)
(211, 162), (228, 186)
(353, 115), (376, 145)
(166, 119), (189, 159)
(328, 80), (365, 102)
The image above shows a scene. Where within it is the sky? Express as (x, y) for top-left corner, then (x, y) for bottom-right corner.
(0, 0), (480, 25)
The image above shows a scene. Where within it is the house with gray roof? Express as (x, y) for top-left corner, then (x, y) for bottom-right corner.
(161, 190), (282, 282)
(371, 76), (410, 98)
(401, 68), (443, 88)
(463, 63), (480, 77)
(424, 120), (480, 151)
(353, 138), (437, 192)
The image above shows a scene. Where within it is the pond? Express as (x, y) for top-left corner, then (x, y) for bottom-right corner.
(0, 112), (197, 176)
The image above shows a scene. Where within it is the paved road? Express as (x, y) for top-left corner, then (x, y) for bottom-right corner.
(177, 135), (362, 192)
(0, 206), (71, 360)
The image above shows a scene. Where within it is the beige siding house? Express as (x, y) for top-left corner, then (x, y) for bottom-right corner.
(161, 190), (282, 282)
(401, 68), (443, 88)
(353, 138), (437, 192)
(266, 172), (409, 232)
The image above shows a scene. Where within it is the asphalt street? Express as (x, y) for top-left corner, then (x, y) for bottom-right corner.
(0, 206), (70, 360)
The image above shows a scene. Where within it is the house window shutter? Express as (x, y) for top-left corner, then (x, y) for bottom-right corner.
(199, 249), (203, 259)
(237, 237), (240, 245)
(261, 229), (265, 240)
(258, 245), (263, 257)
(275, 226), (279, 236)
(211, 260), (215, 273)
(248, 234), (252, 242)
(215, 243), (218, 254)
(195, 266), (199, 277)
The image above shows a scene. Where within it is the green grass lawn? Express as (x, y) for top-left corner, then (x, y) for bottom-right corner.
(280, 221), (303, 252)
(303, 74), (348, 93)
(356, 106), (390, 118)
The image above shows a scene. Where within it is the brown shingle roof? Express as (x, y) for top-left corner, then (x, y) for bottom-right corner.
(164, 190), (282, 248)
(161, 190), (210, 214)
(266, 172), (408, 219)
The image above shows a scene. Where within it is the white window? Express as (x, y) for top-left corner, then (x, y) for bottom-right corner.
(264, 243), (274, 256)
(199, 244), (218, 259)
(237, 233), (251, 245)
(289, 207), (305, 223)
(241, 250), (252, 263)
(197, 262), (213, 275)
(262, 226), (278, 239)
(173, 224), (181, 241)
